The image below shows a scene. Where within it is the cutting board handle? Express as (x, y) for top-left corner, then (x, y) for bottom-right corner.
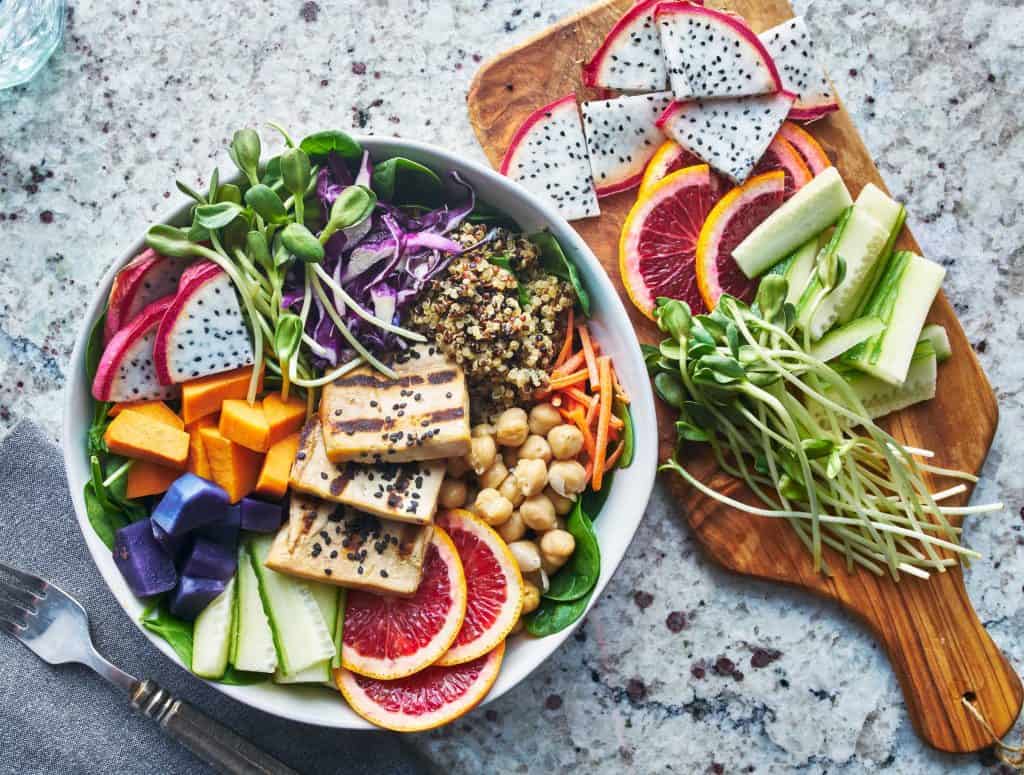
(834, 566), (1020, 753)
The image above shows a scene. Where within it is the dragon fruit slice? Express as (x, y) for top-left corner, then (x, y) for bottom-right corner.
(499, 94), (600, 221)
(656, 91), (796, 184)
(582, 91), (674, 197)
(760, 17), (839, 122)
(656, 3), (783, 100)
(153, 261), (254, 385)
(581, 0), (669, 92)
(92, 296), (179, 402)
(103, 250), (188, 344)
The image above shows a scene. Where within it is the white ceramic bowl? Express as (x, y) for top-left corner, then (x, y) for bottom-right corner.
(63, 136), (658, 729)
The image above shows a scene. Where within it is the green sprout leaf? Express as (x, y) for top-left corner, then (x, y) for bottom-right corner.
(228, 128), (261, 185)
(280, 222), (324, 264)
(194, 201), (244, 230)
(244, 184), (290, 225)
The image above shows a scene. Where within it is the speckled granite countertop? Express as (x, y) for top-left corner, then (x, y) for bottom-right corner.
(1, 0), (1022, 772)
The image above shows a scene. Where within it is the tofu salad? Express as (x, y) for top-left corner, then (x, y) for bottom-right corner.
(83, 126), (634, 731)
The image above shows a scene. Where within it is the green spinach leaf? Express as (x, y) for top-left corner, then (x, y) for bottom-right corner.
(298, 130), (362, 162)
(544, 500), (600, 602)
(525, 586), (594, 637)
(614, 400), (635, 469)
(530, 231), (591, 316)
(371, 157), (443, 205)
(85, 312), (107, 383)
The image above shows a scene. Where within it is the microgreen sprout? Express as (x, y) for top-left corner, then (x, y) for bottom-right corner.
(651, 285), (1002, 580)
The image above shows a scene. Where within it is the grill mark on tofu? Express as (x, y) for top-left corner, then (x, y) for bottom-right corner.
(426, 407), (465, 423)
(427, 369), (458, 385)
(332, 418), (387, 434)
(332, 374), (425, 389)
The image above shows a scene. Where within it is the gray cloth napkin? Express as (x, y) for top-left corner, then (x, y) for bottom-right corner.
(0, 422), (433, 775)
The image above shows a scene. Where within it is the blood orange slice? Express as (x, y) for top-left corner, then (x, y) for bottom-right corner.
(620, 164), (717, 319)
(639, 140), (727, 199)
(435, 510), (523, 667)
(777, 122), (832, 175)
(752, 135), (812, 199)
(337, 643), (505, 732)
(696, 170), (785, 310)
(342, 528), (467, 680)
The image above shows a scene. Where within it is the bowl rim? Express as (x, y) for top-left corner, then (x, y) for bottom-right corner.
(62, 134), (658, 729)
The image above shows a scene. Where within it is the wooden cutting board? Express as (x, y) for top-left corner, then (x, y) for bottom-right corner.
(467, 0), (1022, 755)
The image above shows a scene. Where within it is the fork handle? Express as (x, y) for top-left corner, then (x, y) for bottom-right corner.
(131, 679), (299, 775)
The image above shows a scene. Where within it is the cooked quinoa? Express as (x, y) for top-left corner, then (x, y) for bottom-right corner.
(408, 223), (575, 420)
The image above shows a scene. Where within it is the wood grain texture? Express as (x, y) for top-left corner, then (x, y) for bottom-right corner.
(467, 0), (1022, 754)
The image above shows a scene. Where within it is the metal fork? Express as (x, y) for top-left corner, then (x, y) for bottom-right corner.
(0, 561), (298, 775)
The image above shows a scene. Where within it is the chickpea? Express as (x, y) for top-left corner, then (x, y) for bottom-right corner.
(517, 434), (552, 464)
(495, 407), (530, 447)
(545, 486), (575, 515)
(527, 568), (550, 594)
(547, 424), (584, 460)
(438, 478), (468, 509)
(502, 446), (519, 469)
(541, 555), (561, 575)
(508, 540), (541, 573)
(498, 473), (525, 507)
(473, 488), (514, 526)
(521, 581), (541, 615)
(446, 455), (470, 479)
(540, 529), (576, 559)
(554, 516), (567, 531)
(497, 510), (527, 543)
(528, 402), (562, 436)
(513, 457), (548, 497)
(465, 435), (497, 475)
(479, 459), (509, 490)
(472, 423), (496, 438)
(520, 494), (557, 532)
(548, 460), (588, 498)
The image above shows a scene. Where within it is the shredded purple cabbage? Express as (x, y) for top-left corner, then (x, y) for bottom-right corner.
(286, 159), (481, 368)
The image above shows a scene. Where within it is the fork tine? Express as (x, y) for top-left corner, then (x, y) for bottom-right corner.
(0, 561), (48, 595)
(0, 599), (29, 628)
(0, 583), (40, 611)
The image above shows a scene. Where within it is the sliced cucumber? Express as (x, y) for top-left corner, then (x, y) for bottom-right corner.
(733, 167), (853, 279)
(231, 542), (277, 673)
(331, 588), (347, 670)
(768, 237), (820, 305)
(192, 575), (236, 680)
(845, 251), (945, 385)
(845, 185), (905, 323)
(809, 317), (885, 362)
(921, 323), (951, 362)
(797, 205), (891, 340)
(845, 340), (937, 419)
(273, 583), (339, 685)
(249, 534), (335, 675)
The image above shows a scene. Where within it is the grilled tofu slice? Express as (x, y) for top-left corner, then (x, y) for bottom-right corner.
(319, 345), (470, 464)
(264, 494), (431, 595)
(291, 418), (446, 525)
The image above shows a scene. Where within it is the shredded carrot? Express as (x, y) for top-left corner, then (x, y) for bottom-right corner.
(553, 307), (575, 369)
(608, 413), (624, 431)
(582, 458), (594, 487)
(612, 367), (630, 404)
(578, 325), (600, 389)
(552, 350), (586, 378)
(604, 441), (625, 472)
(585, 396), (599, 427)
(548, 369), (589, 391)
(563, 386), (593, 407)
(592, 356), (613, 491)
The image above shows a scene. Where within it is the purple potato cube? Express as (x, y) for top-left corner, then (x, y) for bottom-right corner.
(196, 504), (241, 550)
(151, 473), (230, 537)
(151, 521), (187, 560)
(168, 576), (227, 621)
(238, 497), (283, 533)
(181, 537), (237, 581)
(113, 520), (177, 598)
